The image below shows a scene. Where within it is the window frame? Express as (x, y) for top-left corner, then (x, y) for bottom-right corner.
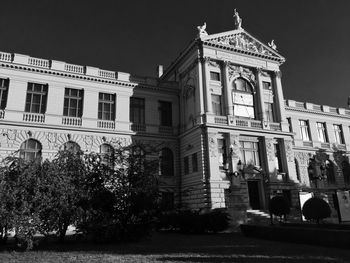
(130, 97), (145, 124)
(333, 124), (345, 144)
(299, 120), (311, 141)
(0, 78), (9, 110)
(159, 100), (172, 127)
(25, 82), (48, 114)
(20, 139), (42, 162)
(98, 92), (116, 121)
(316, 122), (328, 143)
(232, 78), (255, 119)
(63, 88), (84, 118)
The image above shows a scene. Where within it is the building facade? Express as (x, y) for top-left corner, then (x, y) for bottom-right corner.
(0, 13), (349, 222)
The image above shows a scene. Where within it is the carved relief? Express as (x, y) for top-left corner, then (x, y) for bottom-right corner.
(46, 132), (58, 149)
(228, 64), (256, 84)
(84, 135), (94, 150)
(208, 133), (217, 157)
(3, 129), (17, 147)
(265, 138), (275, 162)
(208, 33), (274, 56)
(229, 134), (241, 160)
(285, 140), (294, 162)
(295, 152), (311, 166)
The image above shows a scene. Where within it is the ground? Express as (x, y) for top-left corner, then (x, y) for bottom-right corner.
(1, 232), (350, 263)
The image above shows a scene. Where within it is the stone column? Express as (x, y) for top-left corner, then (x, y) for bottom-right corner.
(255, 68), (265, 124)
(201, 57), (212, 113)
(197, 59), (205, 124)
(223, 61), (233, 116)
(273, 71), (288, 131)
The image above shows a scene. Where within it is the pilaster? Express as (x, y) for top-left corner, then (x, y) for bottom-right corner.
(255, 68), (265, 123)
(273, 70), (288, 131)
(223, 61), (233, 116)
(201, 57), (212, 113)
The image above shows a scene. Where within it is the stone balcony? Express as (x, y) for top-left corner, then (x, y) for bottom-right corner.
(206, 114), (283, 132)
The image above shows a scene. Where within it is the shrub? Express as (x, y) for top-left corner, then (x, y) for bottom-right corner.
(158, 208), (230, 233)
(269, 196), (290, 221)
(302, 197), (331, 223)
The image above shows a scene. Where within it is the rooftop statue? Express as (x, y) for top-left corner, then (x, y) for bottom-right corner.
(233, 9), (242, 30)
(197, 22), (208, 36)
(268, 39), (277, 50)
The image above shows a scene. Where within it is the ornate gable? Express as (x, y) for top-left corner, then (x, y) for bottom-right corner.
(202, 30), (285, 63)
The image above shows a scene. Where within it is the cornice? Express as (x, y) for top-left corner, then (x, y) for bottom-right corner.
(0, 62), (178, 94)
(285, 106), (350, 120)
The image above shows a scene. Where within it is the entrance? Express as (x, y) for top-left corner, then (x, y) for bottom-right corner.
(247, 180), (261, 209)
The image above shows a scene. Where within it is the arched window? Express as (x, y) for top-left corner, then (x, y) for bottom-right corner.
(325, 160), (336, 184)
(62, 141), (80, 154)
(232, 78), (255, 119)
(160, 148), (174, 176)
(295, 158), (301, 182)
(342, 161), (350, 185)
(20, 139), (42, 161)
(100, 144), (114, 166)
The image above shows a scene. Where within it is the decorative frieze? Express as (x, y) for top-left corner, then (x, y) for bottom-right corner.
(228, 64), (256, 84)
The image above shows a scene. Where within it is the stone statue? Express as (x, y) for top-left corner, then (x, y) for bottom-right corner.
(233, 9), (242, 30)
(197, 22), (208, 36)
(268, 39), (277, 50)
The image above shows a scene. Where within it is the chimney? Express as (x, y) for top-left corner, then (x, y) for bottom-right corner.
(157, 65), (163, 78)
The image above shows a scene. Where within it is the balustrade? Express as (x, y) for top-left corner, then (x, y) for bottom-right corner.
(23, 113), (45, 123)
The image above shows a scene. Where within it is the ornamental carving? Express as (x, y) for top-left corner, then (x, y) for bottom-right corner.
(229, 134), (241, 160)
(208, 133), (217, 157)
(285, 140), (294, 162)
(295, 152), (311, 166)
(208, 33), (273, 56)
(3, 129), (17, 147)
(84, 135), (94, 149)
(228, 64), (256, 84)
(265, 138), (275, 162)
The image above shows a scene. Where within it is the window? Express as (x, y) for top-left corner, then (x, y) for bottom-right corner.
(299, 120), (310, 141)
(295, 158), (301, 181)
(160, 192), (174, 211)
(211, 94), (223, 115)
(342, 161), (350, 185)
(325, 160), (336, 184)
(264, 102), (275, 122)
(98, 93), (115, 121)
(100, 144), (114, 166)
(20, 139), (42, 161)
(159, 101), (172, 127)
(130, 97), (145, 124)
(210, 71), (220, 81)
(62, 141), (81, 154)
(0, 78), (9, 109)
(316, 122), (328, 143)
(217, 138), (227, 169)
(160, 148), (174, 176)
(287, 118), (293, 133)
(262, 81), (272, 90)
(25, 82), (48, 114)
(334, 124), (344, 144)
(184, 156), (189, 175)
(240, 140), (260, 166)
(232, 78), (255, 119)
(274, 142), (283, 173)
(63, 88), (84, 117)
(192, 153), (198, 172)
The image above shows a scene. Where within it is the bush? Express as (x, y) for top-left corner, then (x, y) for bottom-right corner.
(158, 209), (230, 233)
(269, 196), (290, 220)
(302, 197), (331, 223)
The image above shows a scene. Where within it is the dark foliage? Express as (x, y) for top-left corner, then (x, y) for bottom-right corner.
(158, 209), (230, 233)
(302, 197), (331, 223)
(269, 196), (290, 220)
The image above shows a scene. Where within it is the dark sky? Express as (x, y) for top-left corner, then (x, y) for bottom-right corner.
(0, 0), (349, 108)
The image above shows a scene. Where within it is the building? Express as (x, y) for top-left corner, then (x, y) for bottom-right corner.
(0, 11), (349, 222)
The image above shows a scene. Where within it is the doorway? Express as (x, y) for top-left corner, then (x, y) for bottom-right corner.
(247, 180), (261, 209)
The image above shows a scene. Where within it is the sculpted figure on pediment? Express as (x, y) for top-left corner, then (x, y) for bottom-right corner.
(197, 22), (208, 36)
(233, 9), (242, 30)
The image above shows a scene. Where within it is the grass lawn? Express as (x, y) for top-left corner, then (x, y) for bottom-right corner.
(1, 232), (350, 263)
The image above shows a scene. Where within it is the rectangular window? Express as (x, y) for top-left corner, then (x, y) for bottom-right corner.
(159, 101), (172, 126)
(274, 143), (283, 173)
(334, 124), (344, 144)
(217, 138), (227, 169)
(184, 156), (189, 175)
(98, 92), (115, 120)
(210, 71), (220, 81)
(25, 82), (48, 114)
(264, 102), (275, 122)
(316, 122), (328, 143)
(299, 120), (310, 141)
(262, 81), (272, 90)
(192, 152), (198, 172)
(130, 97), (145, 124)
(63, 88), (84, 117)
(240, 140), (260, 166)
(0, 78), (9, 110)
(211, 94), (223, 116)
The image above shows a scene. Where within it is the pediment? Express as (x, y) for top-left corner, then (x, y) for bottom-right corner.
(201, 29), (285, 63)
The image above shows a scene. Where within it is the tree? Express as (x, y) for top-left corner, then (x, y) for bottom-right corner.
(302, 197), (331, 224)
(269, 195), (290, 224)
